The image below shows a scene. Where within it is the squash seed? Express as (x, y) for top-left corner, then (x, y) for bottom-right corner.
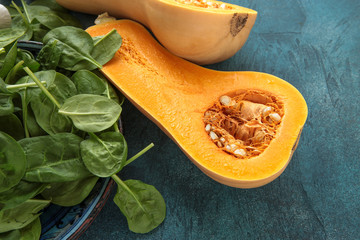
(269, 113), (281, 123)
(219, 95), (232, 106)
(262, 106), (272, 117)
(209, 131), (218, 140)
(234, 149), (246, 157)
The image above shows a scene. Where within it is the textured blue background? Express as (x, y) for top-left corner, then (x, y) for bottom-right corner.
(3, 0), (360, 239)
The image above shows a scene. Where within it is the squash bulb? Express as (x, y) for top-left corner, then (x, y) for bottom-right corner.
(56, 0), (257, 65)
(86, 20), (308, 189)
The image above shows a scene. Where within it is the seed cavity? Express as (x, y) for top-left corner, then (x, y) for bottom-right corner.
(203, 90), (283, 159)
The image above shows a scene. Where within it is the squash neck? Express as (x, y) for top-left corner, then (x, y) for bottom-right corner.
(108, 0), (150, 28)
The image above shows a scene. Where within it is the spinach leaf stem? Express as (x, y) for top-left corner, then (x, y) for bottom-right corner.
(111, 174), (147, 213)
(23, 67), (61, 108)
(6, 81), (46, 90)
(124, 143), (154, 167)
(20, 0), (31, 23)
(11, 1), (30, 25)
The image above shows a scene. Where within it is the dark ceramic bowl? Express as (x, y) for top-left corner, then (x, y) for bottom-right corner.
(17, 41), (117, 240)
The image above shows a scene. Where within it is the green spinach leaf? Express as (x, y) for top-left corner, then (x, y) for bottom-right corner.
(0, 41), (17, 79)
(0, 216), (41, 239)
(19, 216), (41, 240)
(58, 94), (122, 132)
(112, 177), (166, 234)
(0, 92), (15, 116)
(20, 70), (76, 135)
(71, 70), (107, 95)
(37, 26), (102, 71)
(0, 228), (21, 239)
(91, 29), (122, 65)
(81, 132), (127, 177)
(0, 131), (26, 193)
(0, 180), (48, 210)
(92, 69), (124, 104)
(19, 133), (92, 182)
(0, 199), (49, 233)
(41, 176), (99, 207)
(0, 113), (24, 140)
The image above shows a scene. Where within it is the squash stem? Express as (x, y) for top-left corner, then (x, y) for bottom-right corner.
(124, 143), (154, 167)
(23, 67), (61, 109)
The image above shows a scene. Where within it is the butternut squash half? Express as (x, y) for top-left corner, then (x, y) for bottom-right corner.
(56, 0), (257, 65)
(86, 20), (308, 188)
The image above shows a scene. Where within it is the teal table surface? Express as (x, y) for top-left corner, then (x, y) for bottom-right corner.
(2, 0), (359, 239)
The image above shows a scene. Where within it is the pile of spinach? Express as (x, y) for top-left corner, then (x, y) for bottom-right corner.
(0, 0), (166, 238)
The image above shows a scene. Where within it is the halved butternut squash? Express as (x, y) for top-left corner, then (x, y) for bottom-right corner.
(86, 20), (308, 188)
(56, 0), (257, 65)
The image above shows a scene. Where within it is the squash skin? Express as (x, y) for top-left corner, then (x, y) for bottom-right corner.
(56, 0), (257, 65)
(86, 20), (308, 188)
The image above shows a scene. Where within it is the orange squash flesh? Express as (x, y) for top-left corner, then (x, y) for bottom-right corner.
(86, 20), (308, 188)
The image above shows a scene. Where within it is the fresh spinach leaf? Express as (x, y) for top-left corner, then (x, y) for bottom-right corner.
(0, 228), (21, 239)
(35, 38), (61, 70)
(0, 131), (26, 193)
(10, 3), (33, 42)
(4, 60), (25, 84)
(0, 199), (49, 233)
(0, 92), (15, 116)
(38, 26), (102, 71)
(71, 70), (107, 95)
(30, 0), (82, 27)
(91, 29), (122, 65)
(0, 41), (17, 79)
(16, 49), (40, 73)
(41, 176), (99, 207)
(112, 177), (166, 233)
(0, 113), (24, 140)
(92, 69), (124, 104)
(58, 94), (122, 132)
(19, 216), (41, 240)
(0, 180), (48, 210)
(81, 132), (127, 177)
(21, 70), (76, 135)
(0, 205), (42, 239)
(25, 106), (47, 137)
(19, 133), (92, 182)
(0, 28), (24, 49)
(30, 22), (49, 42)
(22, 0), (79, 31)
(30, 0), (68, 12)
